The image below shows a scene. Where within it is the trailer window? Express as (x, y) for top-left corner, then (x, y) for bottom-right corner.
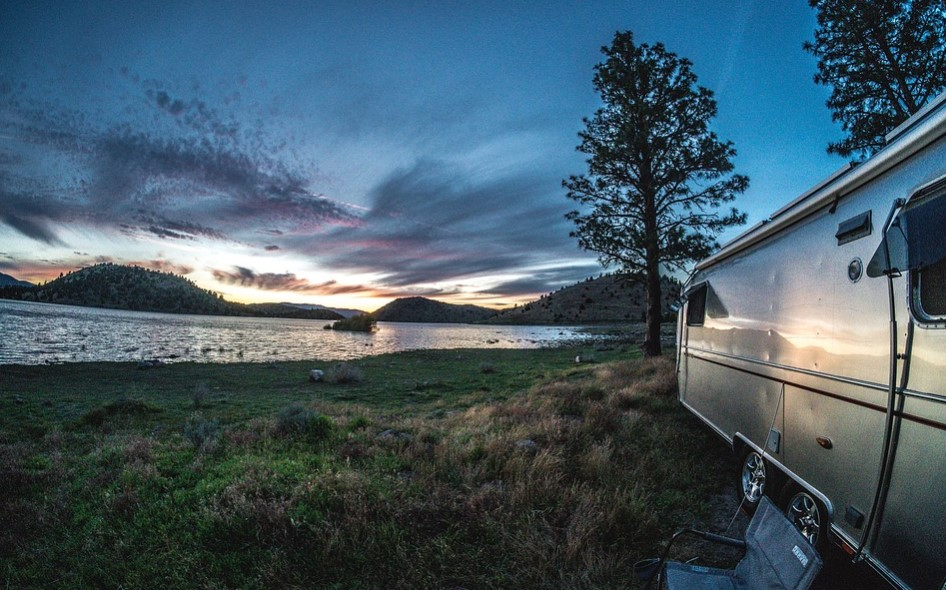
(914, 256), (946, 321)
(868, 179), (946, 278)
(686, 283), (707, 326)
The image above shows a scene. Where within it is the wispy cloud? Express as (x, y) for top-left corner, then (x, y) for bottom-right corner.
(0, 70), (594, 301)
(210, 265), (448, 299)
(482, 266), (603, 296)
(0, 78), (355, 249)
(308, 160), (586, 292)
(211, 266), (330, 292)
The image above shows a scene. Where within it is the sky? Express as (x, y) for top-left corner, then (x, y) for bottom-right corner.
(0, 1), (846, 311)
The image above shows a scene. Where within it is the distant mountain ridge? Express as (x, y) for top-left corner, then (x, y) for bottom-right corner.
(487, 274), (680, 325)
(0, 272), (33, 288)
(0, 264), (341, 320)
(280, 302), (365, 319)
(0, 264), (681, 325)
(368, 275), (679, 325)
(371, 297), (496, 323)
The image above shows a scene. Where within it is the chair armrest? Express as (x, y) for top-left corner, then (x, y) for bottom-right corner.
(643, 528), (746, 590)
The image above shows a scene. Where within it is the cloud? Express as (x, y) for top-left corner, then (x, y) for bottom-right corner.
(0, 79), (355, 248)
(310, 160), (585, 292)
(135, 259), (195, 276)
(0, 210), (65, 246)
(0, 184), (68, 246)
(0, 73), (597, 300)
(212, 266), (324, 292)
(483, 266), (602, 296)
(210, 265), (449, 299)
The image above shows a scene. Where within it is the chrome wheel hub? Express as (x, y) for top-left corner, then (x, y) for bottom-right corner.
(788, 491), (821, 546)
(741, 452), (765, 503)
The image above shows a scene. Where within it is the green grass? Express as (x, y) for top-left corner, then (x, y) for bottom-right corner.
(0, 346), (732, 589)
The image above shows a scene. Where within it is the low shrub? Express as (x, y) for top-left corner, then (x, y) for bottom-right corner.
(275, 404), (334, 441)
(328, 362), (364, 384)
(80, 396), (159, 428)
(81, 407), (108, 427)
(192, 382), (210, 409)
(107, 397), (158, 415)
(184, 414), (221, 453)
(348, 415), (371, 431)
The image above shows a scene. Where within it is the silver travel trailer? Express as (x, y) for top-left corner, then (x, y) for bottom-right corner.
(676, 91), (946, 590)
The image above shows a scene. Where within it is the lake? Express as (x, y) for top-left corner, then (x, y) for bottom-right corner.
(0, 299), (616, 365)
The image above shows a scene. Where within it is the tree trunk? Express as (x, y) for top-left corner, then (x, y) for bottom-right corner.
(641, 177), (662, 357)
(642, 255), (662, 357)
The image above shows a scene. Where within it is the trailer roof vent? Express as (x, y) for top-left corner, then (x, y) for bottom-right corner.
(836, 211), (872, 245)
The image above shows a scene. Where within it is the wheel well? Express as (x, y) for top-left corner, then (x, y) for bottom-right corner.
(731, 435), (788, 500)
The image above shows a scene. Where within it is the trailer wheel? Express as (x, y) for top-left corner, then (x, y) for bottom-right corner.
(782, 485), (826, 551)
(738, 449), (766, 513)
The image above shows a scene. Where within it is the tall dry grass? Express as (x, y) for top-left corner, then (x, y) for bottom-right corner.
(263, 354), (734, 588)
(2, 354), (733, 589)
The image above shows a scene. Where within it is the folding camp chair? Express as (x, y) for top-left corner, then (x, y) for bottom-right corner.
(644, 496), (822, 590)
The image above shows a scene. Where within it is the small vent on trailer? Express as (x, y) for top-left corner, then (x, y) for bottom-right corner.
(836, 211), (872, 245)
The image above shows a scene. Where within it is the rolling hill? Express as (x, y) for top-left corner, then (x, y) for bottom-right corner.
(2, 263), (341, 319)
(368, 274), (681, 325)
(371, 297), (496, 323)
(1, 264), (682, 326)
(487, 274), (681, 325)
(0, 272), (33, 288)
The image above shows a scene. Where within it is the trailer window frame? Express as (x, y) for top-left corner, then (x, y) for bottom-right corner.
(685, 282), (708, 327)
(911, 256), (946, 326)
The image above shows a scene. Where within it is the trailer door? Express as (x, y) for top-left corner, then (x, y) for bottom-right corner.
(865, 182), (946, 589)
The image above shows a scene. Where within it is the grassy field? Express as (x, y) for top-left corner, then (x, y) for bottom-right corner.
(1, 346), (733, 589)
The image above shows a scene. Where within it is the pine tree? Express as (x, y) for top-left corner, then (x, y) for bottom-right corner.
(805, 0), (946, 158)
(565, 31), (747, 356)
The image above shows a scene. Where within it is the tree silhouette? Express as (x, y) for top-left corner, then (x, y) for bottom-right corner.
(805, 0), (946, 158)
(565, 31), (747, 356)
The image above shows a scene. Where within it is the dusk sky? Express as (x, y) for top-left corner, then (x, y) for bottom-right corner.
(0, 1), (845, 311)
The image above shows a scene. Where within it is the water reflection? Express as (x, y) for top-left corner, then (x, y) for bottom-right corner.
(0, 300), (607, 365)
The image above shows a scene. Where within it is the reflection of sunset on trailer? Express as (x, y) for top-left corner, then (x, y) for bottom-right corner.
(676, 91), (946, 590)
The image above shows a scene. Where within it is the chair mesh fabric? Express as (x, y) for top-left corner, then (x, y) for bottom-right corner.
(663, 496), (822, 590)
(664, 561), (736, 589)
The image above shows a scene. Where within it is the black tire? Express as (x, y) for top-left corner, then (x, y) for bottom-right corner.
(780, 482), (827, 551)
(738, 448), (767, 514)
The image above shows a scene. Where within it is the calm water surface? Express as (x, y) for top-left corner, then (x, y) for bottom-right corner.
(0, 300), (611, 365)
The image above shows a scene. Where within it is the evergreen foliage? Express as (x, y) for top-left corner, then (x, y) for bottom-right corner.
(565, 31), (747, 356)
(489, 273), (680, 325)
(0, 263), (342, 319)
(805, 0), (946, 159)
(370, 297), (495, 324)
(16, 263), (235, 315)
(330, 314), (377, 332)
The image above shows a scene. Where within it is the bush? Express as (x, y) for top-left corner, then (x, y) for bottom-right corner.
(192, 382), (209, 409)
(330, 315), (376, 332)
(184, 414), (220, 453)
(275, 404), (334, 441)
(80, 396), (158, 427)
(328, 362), (364, 384)
(105, 397), (157, 415)
(348, 415), (371, 431)
(81, 407), (107, 427)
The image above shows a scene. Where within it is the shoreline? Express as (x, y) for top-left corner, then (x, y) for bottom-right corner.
(2, 297), (662, 366)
